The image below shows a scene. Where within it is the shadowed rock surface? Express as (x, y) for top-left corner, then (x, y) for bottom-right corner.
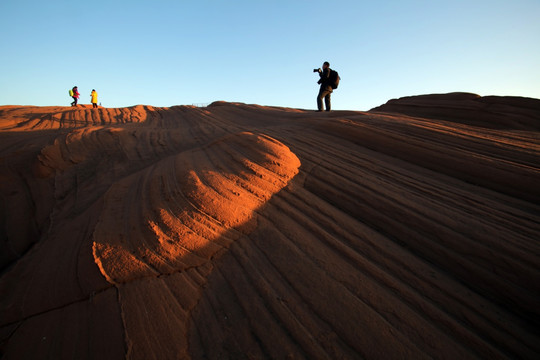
(1, 94), (539, 359)
(371, 92), (540, 131)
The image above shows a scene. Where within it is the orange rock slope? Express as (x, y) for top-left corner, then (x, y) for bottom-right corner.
(0, 93), (539, 359)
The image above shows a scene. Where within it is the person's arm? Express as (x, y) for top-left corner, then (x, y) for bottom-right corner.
(319, 68), (330, 85)
(317, 68), (325, 84)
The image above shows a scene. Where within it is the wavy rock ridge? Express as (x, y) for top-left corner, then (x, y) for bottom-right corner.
(0, 94), (539, 359)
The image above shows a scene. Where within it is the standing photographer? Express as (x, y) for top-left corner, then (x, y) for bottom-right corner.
(315, 61), (332, 112)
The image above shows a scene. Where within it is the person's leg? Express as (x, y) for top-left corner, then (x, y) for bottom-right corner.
(317, 88), (325, 111)
(74, 97), (78, 106)
(318, 88), (332, 111)
(325, 92), (331, 111)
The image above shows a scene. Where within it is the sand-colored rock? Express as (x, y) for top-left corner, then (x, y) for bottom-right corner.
(0, 95), (539, 359)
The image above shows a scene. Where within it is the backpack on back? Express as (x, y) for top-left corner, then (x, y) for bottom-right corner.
(329, 70), (340, 89)
(69, 89), (74, 96)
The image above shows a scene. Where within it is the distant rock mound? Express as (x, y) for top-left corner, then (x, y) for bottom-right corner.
(370, 92), (540, 130)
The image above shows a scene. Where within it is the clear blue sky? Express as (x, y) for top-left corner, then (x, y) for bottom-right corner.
(1, 0), (539, 110)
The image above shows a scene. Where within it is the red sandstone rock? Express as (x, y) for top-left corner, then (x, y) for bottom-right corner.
(0, 96), (539, 359)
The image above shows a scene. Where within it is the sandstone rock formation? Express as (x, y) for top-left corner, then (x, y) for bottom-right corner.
(1, 95), (539, 359)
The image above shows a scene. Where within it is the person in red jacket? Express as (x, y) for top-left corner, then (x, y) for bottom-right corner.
(71, 86), (80, 106)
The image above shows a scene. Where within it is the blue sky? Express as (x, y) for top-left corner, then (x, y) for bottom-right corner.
(1, 0), (539, 110)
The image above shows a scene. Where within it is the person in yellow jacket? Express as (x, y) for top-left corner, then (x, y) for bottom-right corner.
(90, 89), (98, 108)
